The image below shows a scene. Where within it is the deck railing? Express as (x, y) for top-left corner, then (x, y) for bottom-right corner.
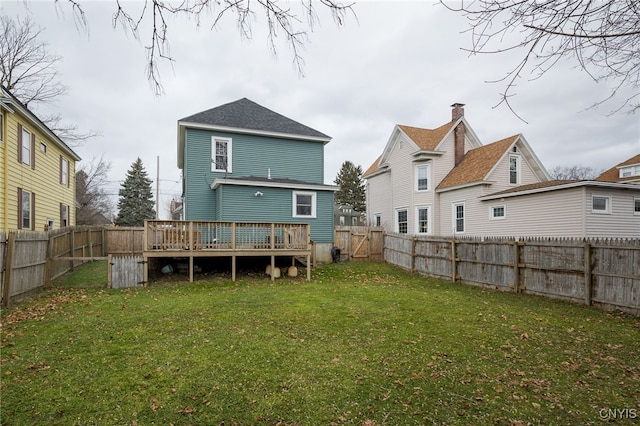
(144, 220), (311, 252)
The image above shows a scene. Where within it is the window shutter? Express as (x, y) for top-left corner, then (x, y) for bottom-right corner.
(17, 188), (23, 229)
(60, 203), (63, 226)
(17, 124), (22, 163)
(31, 192), (36, 230)
(31, 133), (36, 169)
(59, 156), (63, 184)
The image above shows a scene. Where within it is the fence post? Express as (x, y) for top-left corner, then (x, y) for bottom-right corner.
(69, 229), (75, 272)
(411, 237), (417, 273)
(44, 231), (54, 288)
(2, 232), (15, 308)
(584, 241), (592, 306)
(512, 240), (520, 293)
(450, 239), (457, 282)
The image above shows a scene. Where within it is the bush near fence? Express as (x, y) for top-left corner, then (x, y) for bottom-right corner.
(383, 233), (640, 315)
(1, 226), (143, 306)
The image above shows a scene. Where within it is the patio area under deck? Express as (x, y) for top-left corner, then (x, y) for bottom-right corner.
(143, 220), (313, 282)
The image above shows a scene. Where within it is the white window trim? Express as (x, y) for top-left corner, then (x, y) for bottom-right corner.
(22, 127), (31, 166)
(509, 154), (520, 185)
(415, 163), (430, 192)
(61, 157), (69, 186)
(635, 197), (640, 216)
(211, 136), (232, 173)
(490, 205), (506, 220)
(591, 195), (611, 214)
(415, 206), (431, 234)
(292, 191), (316, 218)
(373, 213), (381, 227)
(395, 207), (408, 234)
(452, 202), (465, 234)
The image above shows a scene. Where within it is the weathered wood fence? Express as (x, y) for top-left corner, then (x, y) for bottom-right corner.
(384, 234), (640, 315)
(1, 226), (144, 306)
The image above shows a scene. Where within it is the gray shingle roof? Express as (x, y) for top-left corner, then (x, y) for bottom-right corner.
(180, 97), (330, 140)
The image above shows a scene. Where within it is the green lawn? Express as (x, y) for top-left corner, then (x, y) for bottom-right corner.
(1, 261), (638, 425)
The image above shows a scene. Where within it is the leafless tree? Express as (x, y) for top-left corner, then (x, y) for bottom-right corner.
(76, 156), (114, 225)
(53, 0), (355, 95)
(549, 165), (601, 180)
(0, 14), (97, 144)
(442, 0), (640, 119)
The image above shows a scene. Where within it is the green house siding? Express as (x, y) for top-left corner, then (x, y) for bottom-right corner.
(186, 128), (324, 183)
(215, 186), (334, 243)
(182, 127), (334, 243)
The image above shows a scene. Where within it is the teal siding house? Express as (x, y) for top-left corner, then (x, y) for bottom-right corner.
(177, 98), (338, 261)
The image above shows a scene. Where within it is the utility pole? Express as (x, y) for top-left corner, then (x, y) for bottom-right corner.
(156, 156), (160, 219)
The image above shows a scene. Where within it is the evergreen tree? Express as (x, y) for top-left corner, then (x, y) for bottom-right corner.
(334, 161), (366, 213)
(115, 158), (156, 226)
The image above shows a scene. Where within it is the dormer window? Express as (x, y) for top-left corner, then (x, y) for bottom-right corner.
(619, 165), (640, 178)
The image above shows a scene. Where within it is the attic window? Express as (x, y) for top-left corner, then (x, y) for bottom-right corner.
(512, 146), (518, 153)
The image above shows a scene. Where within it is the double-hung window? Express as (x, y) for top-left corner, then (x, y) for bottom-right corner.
(293, 191), (316, 218)
(60, 203), (69, 227)
(416, 206), (430, 234)
(19, 125), (34, 167)
(509, 155), (520, 185)
(415, 164), (430, 191)
(211, 137), (232, 172)
(396, 209), (408, 234)
(60, 157), (69, 186)
(453, 202), (465, 233)
(634, 198), (640, 215)
(18, 188), (34, 230)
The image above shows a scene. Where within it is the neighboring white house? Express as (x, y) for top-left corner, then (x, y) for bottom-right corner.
(364, 104), (640, 238)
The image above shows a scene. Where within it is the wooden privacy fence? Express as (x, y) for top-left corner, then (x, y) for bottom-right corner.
(334, 226), (384, 262)
(384, 234), (640, 315)
(1, 226), (144, 306)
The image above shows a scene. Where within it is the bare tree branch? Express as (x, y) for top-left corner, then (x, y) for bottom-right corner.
(0, 14), (97, 144)
(55, 0), (355, 95)
(442, 0), (640, 117)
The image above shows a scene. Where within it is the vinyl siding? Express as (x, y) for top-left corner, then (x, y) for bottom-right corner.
(486, 150), (540, 193)
(585, 187), (640, 237)
(365, 172), (393, 228)
(478, 188), (585, 237)
(1, 111), (76, 231)
(215, 185), (334, 243)
(183, 128), (325, 220)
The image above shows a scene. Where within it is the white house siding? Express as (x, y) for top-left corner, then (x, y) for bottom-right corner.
(437, 186), (485, 236)
(584, 187), (640, 237)
(366, 172), (393, 228)
(486, 150), (542, 193)
(479, 188), (586, 237)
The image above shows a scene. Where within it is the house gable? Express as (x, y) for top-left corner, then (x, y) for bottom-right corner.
(437, 134), (550, 193)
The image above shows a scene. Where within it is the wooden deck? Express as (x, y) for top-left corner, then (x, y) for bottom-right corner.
(143, 220), (313, 281)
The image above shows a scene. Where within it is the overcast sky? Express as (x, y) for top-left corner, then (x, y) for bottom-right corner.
(3, 1), (639, 219)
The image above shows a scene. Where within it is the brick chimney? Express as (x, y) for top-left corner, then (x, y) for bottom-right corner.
(451, 103), (465, 166)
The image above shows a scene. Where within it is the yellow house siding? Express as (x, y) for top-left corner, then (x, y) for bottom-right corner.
(0, 105), (77, 232)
